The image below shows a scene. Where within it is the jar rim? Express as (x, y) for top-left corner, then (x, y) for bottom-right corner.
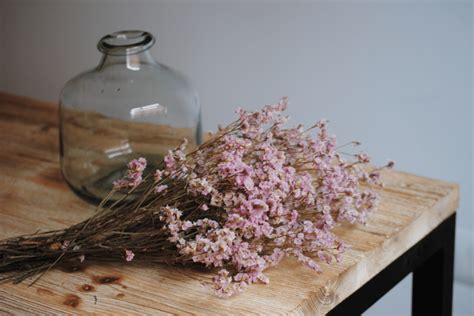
(97, 30), (155, 56)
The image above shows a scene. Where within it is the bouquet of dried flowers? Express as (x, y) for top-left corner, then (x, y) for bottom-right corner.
(0, 97), (393, 297)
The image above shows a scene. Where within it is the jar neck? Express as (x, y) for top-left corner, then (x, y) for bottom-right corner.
(97, 50), (157, 71)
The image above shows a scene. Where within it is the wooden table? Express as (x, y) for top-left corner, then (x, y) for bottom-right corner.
(0, 93), (458, 315)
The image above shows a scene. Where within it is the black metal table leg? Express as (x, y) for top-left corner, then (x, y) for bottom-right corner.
(412, 215), (455, 316)
(327, 214), (456, 316)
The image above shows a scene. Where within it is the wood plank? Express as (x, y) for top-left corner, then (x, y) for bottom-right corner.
(0, 92), (458, 315)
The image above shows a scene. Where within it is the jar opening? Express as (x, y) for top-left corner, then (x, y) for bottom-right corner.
(98, 30), (155, 56)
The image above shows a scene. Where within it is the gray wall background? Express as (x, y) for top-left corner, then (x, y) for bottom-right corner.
(0, 0), (472, 314)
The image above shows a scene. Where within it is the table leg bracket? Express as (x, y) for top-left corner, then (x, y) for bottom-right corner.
(328, 213), (456, 316)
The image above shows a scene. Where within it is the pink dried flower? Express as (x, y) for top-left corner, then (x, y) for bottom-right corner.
(164, 151), (176, 170)
(107, 97), (388, 297)
(155, 184), (168, 193)
(356, 152), (370, 164)
(128, 157), (147, 173)
(113, 157), (147, 189)
(112, 179), (129, 190)
(189, 178), (213, 196)
(125, 249), (135, 262)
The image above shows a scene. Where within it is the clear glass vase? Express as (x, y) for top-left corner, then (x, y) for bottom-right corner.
(59, 30), (201, 202)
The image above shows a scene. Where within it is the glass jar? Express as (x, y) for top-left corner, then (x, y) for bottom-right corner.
(59, 30), (201, 202)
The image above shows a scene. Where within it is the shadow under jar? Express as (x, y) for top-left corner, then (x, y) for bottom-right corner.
(59, 30), (201, 203)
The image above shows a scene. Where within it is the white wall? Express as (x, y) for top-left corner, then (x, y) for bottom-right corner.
(1, 0), (472, 303)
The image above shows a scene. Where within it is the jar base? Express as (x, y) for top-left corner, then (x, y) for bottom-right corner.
(63, 162), (160, 204)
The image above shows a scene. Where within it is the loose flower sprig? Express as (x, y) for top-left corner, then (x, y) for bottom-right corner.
(0, 97), (393, 297)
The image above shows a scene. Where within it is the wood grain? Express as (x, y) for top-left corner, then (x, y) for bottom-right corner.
(0, 92), (458, 315)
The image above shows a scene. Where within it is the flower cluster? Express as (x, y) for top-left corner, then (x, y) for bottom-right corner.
(124, 249), (135, 262)
(113, 97), (394, 297)
(112, 157), (147, 189)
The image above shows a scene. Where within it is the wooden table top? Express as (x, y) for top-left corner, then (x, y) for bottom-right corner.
(0, 92), (458, 315)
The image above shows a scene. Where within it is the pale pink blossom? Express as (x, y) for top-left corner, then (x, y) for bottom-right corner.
(125, 249), (135, 262)
(155, 184), (168, 193)
(113, 157), (147, 189)
(119, 97), (391, 297)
